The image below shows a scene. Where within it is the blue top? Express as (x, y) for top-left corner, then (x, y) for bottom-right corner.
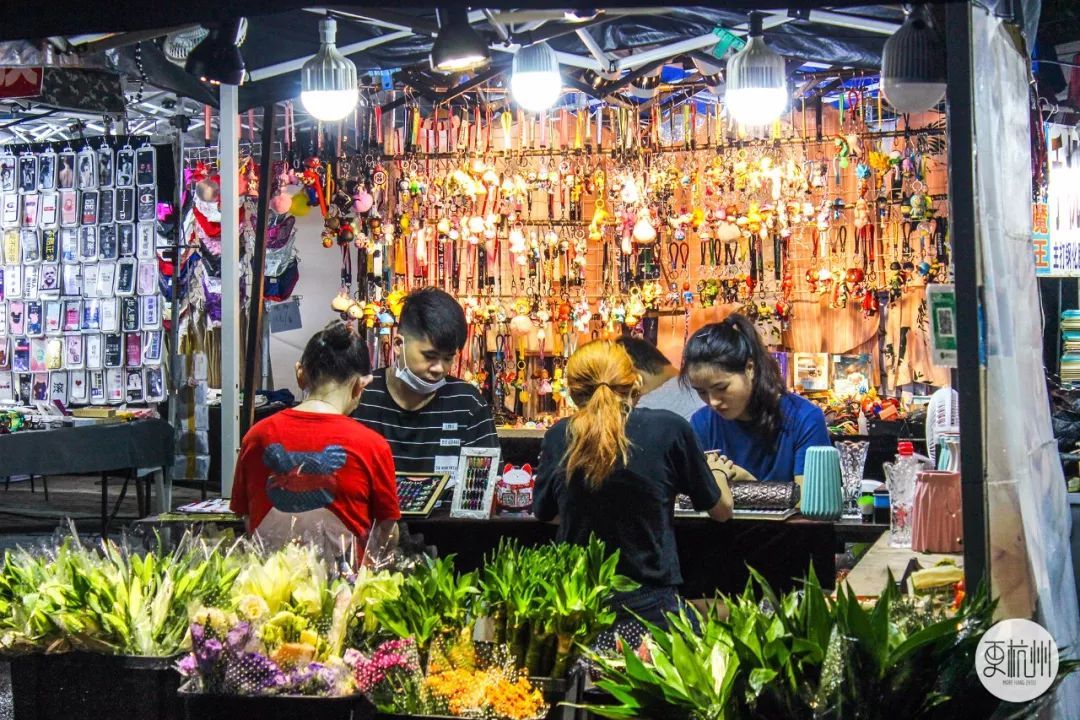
(689, 393), (830, 482)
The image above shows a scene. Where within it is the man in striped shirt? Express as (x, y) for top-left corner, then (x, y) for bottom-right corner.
(352, 287), (499, 478)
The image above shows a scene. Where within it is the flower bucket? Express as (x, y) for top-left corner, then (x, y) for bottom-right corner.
(180, 690), (374, 720)
(7, 652), (182, 720)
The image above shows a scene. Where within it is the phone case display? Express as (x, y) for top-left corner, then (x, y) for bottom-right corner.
(450, 447), (502, 519)
(395, 472), (450, 517)
(0, 140), (166, 407)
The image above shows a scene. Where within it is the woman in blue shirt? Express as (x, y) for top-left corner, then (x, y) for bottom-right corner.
(682, 314), (831, 483)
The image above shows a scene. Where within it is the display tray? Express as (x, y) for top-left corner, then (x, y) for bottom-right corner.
(675, 508), (799, 521)
(179, 690), (373, 720)
(396, 472), (451, 517)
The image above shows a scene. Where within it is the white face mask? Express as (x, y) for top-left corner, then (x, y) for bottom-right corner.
(393, 337), (447, 395)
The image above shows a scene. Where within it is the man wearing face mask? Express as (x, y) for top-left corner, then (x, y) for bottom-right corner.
(352, 287), (499, 476)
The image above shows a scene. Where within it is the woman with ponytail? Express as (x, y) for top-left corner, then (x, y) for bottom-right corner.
(682, 313), (830, 484)
(534, 340), (732, 629)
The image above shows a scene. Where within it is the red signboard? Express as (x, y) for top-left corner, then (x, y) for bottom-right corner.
(0, 67), (44, 99)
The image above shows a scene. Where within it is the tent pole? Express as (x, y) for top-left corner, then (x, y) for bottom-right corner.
(945, 0), (988, 593)
(242, 104), (276, 436)
(220, 83), (241, 499)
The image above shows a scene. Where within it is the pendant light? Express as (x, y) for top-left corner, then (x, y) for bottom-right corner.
(511, 42), (561, 113)
(301, 17), (359, 122)
(724, 12), (787, 127)
(430, 6), (490, 73)
(185, 18), (247, 85)
(881, 3), (946, 113)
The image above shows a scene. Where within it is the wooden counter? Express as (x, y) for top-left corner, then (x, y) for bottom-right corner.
(842, 532), (963, 597)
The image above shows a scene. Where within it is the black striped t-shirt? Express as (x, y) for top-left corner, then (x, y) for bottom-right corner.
(351, 368), (499, 476)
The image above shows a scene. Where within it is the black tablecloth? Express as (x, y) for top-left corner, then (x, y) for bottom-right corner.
(0, 419), (174, 476)
(404, 511), (837, 597)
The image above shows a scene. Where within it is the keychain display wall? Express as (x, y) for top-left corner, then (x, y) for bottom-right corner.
(310, 98), (951, 422)
(0, 140), (167, 407)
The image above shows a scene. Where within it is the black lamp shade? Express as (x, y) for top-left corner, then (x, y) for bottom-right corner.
(430, 6), (489, 72)
(185, 18), (246, 85)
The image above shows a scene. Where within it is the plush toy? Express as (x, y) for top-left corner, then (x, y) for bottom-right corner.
(495, 464), (535, 514)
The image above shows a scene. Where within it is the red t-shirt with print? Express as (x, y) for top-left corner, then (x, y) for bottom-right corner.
(230, 409), (400, 545)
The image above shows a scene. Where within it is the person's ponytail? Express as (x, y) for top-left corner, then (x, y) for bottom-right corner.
(560, 341), (638, 489)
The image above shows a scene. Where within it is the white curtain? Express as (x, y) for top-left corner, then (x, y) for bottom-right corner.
(972, 8), (1080, 716)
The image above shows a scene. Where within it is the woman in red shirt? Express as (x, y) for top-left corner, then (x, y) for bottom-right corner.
(231, 321), (400, 563)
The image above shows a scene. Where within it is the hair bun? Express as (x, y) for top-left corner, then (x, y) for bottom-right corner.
(322, 323), (354, 351)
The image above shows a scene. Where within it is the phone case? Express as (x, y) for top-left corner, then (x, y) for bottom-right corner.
(0, 155), (16, 193)
(69, 369), (87, 403)
(89, 369), (105, 405)
(140, 295), (160, 330)
(121, 296), (140, 333)
(44, 300), (61, 334)
(0, 302), (6, 334)
(45, 337), (63, 370)
(97, 262), (116, 298)
(18, 155), (38, 193)
(32, 373), (48, 401)
(81, 190), (99, 225)
(22, 265), (38, 300)
(13, 338), (30, 372)
(142, 330), (163, 364)
(24, 301), (42, 336)
(49, 371), (68, 405)
(133, 262), (155, 297)
(39, 193), (58, 229)
(115, 258), (136, 296)
(99, 188), (114, 225)
(118, 224), (135, 256)
(100, 298), (118, 333)
(144, 366), (166, 402)
(5, 265), (21, 299)
(0, 371), (12, 400)
(62, 300), (81, 332)
(0, 338), (9, 372)
(1, 194), (18, 228)
(56, 152), (75, 190)
(65, 334), (84, 368)
(37, 152), (57, 191)
(99, 224), (117, 260)
(78, 225), (98, 261)
(76, 148), (97, 190)
(2, 228), (16, 263)
(60, 228), (78, 264)
(21, 229), (40, 264)
(97, 146), (114, 188)
(136, 146), (155, 187)
(8, 301), (23, 335)
(60, 190), (78, 226)
(20, 193), (39, 228)
(136, 222), (155, 259)
(61, 264), (80, 296)
(17, 373), (32, 403)
(39, 263), (59, 294)
(81, 264), (99, 298)
(85, 334), (102, 369)
(115, 148), (135, 188)
(104, 333), (122, 367)
(125, 332), (142, 366)
(137, 187), (156, 222)
(41, 230), (58, 263)
(116, 188), (135, 223)
(106, 367), (124, 404)
(81, 297), (101, 331)
(125, 367), (144, 403)
(30, 338), (47, 372)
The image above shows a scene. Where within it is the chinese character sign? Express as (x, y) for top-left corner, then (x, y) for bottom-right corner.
(1038, 123), (1080, 276)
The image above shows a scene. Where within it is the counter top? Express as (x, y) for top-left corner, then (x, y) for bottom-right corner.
(842, 532), (962, 598)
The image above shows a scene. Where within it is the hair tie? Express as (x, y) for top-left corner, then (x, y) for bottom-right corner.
(594, 382), (611, 389)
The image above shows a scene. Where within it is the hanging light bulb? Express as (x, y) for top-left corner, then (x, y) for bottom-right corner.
(511, 42), (562, 112)
(881, 3), (946, 113)
(301, 18), (359, 122)
(724, 12), (788, 127)
(430, 6), (490, 73)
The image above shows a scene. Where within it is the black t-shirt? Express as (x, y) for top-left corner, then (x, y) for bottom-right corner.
(534, 408), (721, 588)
